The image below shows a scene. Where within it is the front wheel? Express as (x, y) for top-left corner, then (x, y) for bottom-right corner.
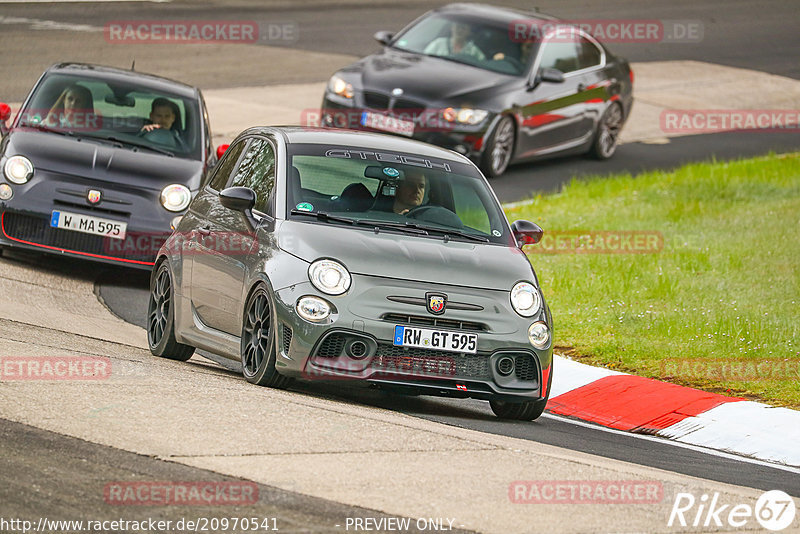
(241, 284), (292, 389)
(589, 103), (623, 160)
(490, 398), (547, 421)
(480, 115), (515, 178)
(147, 262), (195, 361)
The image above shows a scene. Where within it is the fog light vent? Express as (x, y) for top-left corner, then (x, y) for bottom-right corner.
(496, 356), (515, 376)
(347, 340), (368, 359)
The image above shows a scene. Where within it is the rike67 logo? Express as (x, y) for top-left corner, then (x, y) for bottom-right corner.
(669, 490), (797, 531)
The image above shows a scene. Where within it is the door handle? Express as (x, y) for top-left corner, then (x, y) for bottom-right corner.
(198, 226), (211, 236)
(577, 83), (587, 92)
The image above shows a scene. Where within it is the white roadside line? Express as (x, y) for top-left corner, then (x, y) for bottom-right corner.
(541, 413), (800, 474)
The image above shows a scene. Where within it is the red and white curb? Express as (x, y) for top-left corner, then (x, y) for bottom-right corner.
(547, 355), (800, 467)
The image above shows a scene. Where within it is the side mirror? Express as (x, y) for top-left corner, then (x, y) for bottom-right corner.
(0, 102), (11, 136)
(539, 67), (565, 84)
(216, 144), (230, 160)
(373, 31), (394, 46)
(511, 220), (544, 248)
(220, 186), (258, 230)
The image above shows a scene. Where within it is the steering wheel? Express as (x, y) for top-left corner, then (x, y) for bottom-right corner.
(139, 127), (178, 148)
(405, 205), (464, 227)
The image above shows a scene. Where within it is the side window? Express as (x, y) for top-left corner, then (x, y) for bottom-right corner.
(208, 140), (246, 191)
(451, 181), (491, 235)
(538, 40), (579, 73)
(230, 137), (275, 215)
(577, 37), (602, 70)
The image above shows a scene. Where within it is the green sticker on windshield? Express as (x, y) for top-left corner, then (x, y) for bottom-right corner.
(295, 202), (314, 212)
(383, 167), (400, 178)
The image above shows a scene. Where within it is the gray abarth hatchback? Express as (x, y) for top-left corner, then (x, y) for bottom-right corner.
(148, 126), (553, 420)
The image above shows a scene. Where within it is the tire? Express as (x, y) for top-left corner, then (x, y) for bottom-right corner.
(490, 363), (553, 421)
(240, 284), (292, 389)
(589, 103), (624, 160)
(147, 262), (195, 361)
(480, 115), (515, 178)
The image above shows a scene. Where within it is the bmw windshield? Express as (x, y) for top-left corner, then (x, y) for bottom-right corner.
(17, 72), (202, 160)
(286, 143), (513, 246)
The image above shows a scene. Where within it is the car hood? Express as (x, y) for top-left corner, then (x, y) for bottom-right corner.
(3, 130), (204, 191)
(353, 49), (517, 103)
(277, 220), (535, 291)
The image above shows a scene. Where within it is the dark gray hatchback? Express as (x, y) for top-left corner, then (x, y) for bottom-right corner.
(149, 126), (553, 420)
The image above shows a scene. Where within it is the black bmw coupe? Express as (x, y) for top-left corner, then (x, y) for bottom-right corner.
(320, 3), (634, 177)
(0, 63), (220, 269)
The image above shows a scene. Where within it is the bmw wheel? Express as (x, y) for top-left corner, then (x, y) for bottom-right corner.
(241, 284), (291, 388)
(590, 103), (623, 160)
(480, 115), (515, 178)
(147, 262), (195, 361)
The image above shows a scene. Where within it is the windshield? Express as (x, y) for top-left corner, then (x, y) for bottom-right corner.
(17, 72), (202, 160)
(286, 143), (513, 246)
(392, 13), (536, 76)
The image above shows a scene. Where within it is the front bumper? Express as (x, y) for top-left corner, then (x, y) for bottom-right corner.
(0, 172), (181, 269)
(320, 95), (492, 165)
(271, 275), (553, 402)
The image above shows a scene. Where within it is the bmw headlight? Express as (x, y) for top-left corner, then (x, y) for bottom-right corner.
(4, 155), (34, 184)
(160, 184), (191, 212)
(328, 75), (354, 99)
(528, 322), (550, 349)
(442, 107), (489, 125)
(510, 281), (541, 317)
(308, 259), (351, 295)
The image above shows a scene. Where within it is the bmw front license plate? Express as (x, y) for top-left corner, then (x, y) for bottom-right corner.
(361, 112), (414, 137)
(393, 325), (477, 354)
(50, 210), (127, 240)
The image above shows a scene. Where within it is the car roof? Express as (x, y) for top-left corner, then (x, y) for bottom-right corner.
(44, 63), (199, 99)
(242, 126), (475, 164)
(433, 3), (560, 25)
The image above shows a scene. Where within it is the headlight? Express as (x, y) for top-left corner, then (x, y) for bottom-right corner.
(296, 296), (332, 322)
(160, 184), (191, 212)
(328, 75), (354, 99)
(442, 107), (488, 125)
(0, 183), (12, 200)
(308, 259), (351, 295)
(528, 322), (550, 349)
(4, 155), (34, 184)
(510, 281), (541, 317)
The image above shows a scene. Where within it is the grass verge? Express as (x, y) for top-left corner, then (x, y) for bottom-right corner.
(505, 152), (800, 408)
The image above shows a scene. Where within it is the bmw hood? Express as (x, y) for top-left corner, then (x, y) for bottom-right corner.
(351, 49), (517, 103)
(277, 220), (536, 291)
(4, 130), (204, 191)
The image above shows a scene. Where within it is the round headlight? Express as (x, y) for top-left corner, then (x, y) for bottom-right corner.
(160, 184), (191, 212)
(329, 75), (354, 99)
(296, 296), (332, 322)
(510, 281), (541, 317)
(528, 322), (550, 349)
(308, 259), (351, 295)
(0, 183), (12, 200)
(4, 155), (34, 184)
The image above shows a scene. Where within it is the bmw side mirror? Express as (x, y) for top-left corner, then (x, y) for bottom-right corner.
(374, 31), (394, 46)
(220, 186), (258, 230)
(539, 68), (565, 84)
(512, 220), (544, 248)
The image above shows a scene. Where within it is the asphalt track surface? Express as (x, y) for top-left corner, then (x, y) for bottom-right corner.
(2, 0), (800, 528)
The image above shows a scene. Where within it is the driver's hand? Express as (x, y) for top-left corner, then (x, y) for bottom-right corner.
(398, 209), (410, 215)
(141, 124), (162, 132)
(493, 52), (505, 60)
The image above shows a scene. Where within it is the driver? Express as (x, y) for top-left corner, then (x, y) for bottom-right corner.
(424, 21), (486, 61)
(140, 98), (183, 148)
(393, 170), (427, 214)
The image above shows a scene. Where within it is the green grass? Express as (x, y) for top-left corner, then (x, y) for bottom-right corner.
(504, 153), (800, 407)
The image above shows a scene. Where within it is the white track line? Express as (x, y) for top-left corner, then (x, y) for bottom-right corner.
(541, 413), (800, 474)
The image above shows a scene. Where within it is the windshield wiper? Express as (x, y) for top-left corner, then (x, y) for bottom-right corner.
(290, 210), (359, 225)
(73, 132), (175, 156)
(398, 223), (490, 243)
(290, 211), (431, 236)
(18, 122), (74, 136)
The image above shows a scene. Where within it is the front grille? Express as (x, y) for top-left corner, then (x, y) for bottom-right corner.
(1, 212), (154, 263)
(393, 98), (426, 111)
(53, 199), (130, 218)
(363, 91), (390, 109)
(514, 353), (538, 381)
(383, 313), (486, 332)
(372, 343), (491, 380)
(315, 333), (347, 358)
(281, 324), (293, 354)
